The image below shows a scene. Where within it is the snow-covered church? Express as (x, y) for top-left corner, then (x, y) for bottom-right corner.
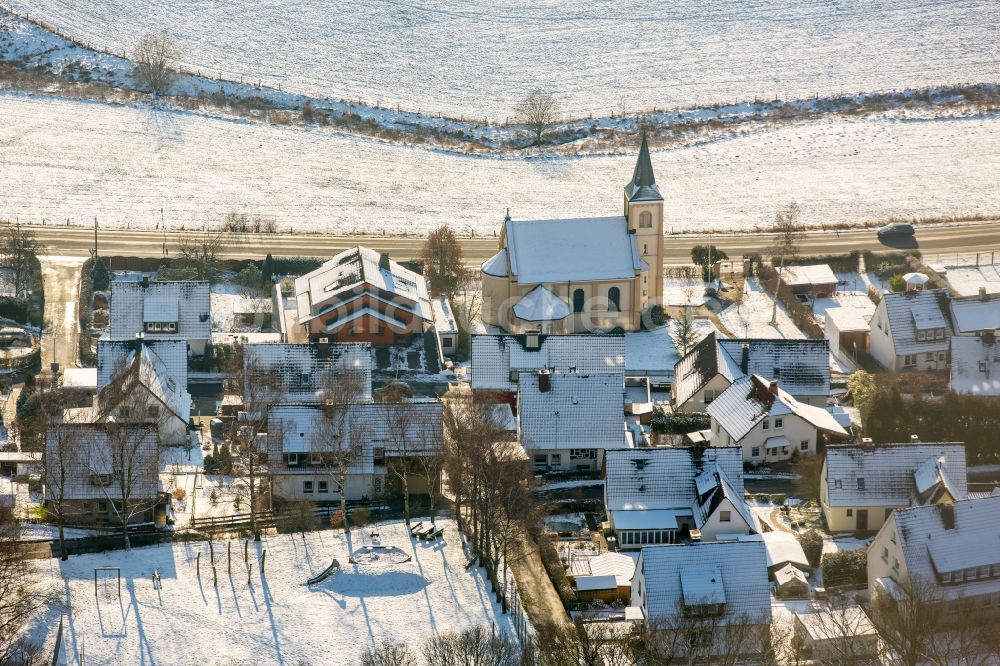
(481, 134), (665, 333)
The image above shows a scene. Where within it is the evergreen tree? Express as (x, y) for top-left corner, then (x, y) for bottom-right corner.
(262, 253), (274, 285)
(91, 258), (111, 291)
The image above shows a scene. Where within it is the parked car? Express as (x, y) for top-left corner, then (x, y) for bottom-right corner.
(876, 222), (915, 238)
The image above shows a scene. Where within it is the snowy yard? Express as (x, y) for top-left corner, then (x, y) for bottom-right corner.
(2, 94), (1000, 234)
(942, 262), (1000, 297)
(29, 520), (511, 665)
(812, 274), (875, 330)
(6, 1), (997, 117)
(663, 277), (717, 307)
(718, 278), (806, 339)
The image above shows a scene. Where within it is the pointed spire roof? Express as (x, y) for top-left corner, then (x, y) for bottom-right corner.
(625, 131), (662, 202)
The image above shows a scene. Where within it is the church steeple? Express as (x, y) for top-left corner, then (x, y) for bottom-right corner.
(624, 131), (662, 202)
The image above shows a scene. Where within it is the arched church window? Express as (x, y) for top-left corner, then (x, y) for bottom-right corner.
(608, 287), (621, 312)
(573, 289), (585, 313)
(639, 211), (652, 228)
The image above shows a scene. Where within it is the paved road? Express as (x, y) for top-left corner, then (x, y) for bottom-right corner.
(30, 220), (1000, 266)
(39, 257), (83, 371)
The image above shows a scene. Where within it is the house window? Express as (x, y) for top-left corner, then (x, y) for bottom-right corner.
(570, 449), (596, 460)
(147, 405), (159, 418)
(573, 289), (585, 314)
(442, 336), (454, 347)
(373, 447), (385, 466)
(607, 287), (621, 312)
(309, 453), (323, 466)
(774, 418), (783, 430)
(90, 473), (111, 486)
(751, 447), (760, 458)
(639, 211), (652, 228)
(318, 481), (329, 493)
(303, 481), (314, 494)
(167, 322), (177, 332)
(917, 331), (926, 341)
(938, 352), (946, 361)
(846, 509), (853, 517)
(704, 390), (718, 404)
(935, 329), (944, 340)
(97, 501), (108, 513)
(881, 547), (889, 562)
(835, 479), (842, 489)
(719, 511), (731, 522)
(904, 354), (916, 367)
(857, 477), (865, 490)
(643, 243), (648, 254)
(549, 453), (562, 466)
(925, 352), (934, 362)
(762, 419), (769, 431)
(800, 440), (809, 451)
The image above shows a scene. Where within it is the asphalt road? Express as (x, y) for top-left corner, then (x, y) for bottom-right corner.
(30, 221), (1000, 265)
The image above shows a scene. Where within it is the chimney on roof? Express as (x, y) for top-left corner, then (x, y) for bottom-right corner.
(379, 253), (391, 271)
(740, 342), (750, 374)
(861, 437), (874, 451)
(141, 274), (149, 288)
(939, 503), (956, 530)
(525, 329), (540, 351)
(316, 336), (330, 358)
(134, 332), (145, 353)
(768, 380), (778, 395)
(980, 286), (988, 301)
(910, 434), (920, 444)
(538, 369), (551, 393)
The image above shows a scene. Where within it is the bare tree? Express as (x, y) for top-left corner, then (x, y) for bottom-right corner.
(626, 609), (773, 666)
(421, 625), (521, 666)
(790, 597), (878, 666)
(131, 31), (180, 95)
(673, 286), (698, 357)
(379, 395), (440, 526)
(237, 354), (286, 541)
(767, 202), (803, 324)
(517, 89), (560, 145)
(533, 618), (629, 666)
(312, 367), (370, 532)
(91, 421), (160, 551)
(358, 639), (417, 666)
(420, 225), (472, 299)
(0, 222), (44, 306)
(167, 231), (224, 282)
(0, 508), (47, 666)
(42, 390), (84, 561)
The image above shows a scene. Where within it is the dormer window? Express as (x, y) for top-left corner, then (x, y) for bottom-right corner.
(145, 321), (177, 333)
(935, 329), (944, 340)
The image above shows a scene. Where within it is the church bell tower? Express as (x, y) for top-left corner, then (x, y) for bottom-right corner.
(624, 132), (664, 312)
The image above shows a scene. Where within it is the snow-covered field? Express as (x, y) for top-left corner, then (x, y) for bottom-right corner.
(2, 93), (999, 235)
(7, 1), (997, 118)
(29, 520), (511, 665)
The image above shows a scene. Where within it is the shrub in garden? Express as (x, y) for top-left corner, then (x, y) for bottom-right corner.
(799, 530), (823, 568)
(822, 548), (868, 588)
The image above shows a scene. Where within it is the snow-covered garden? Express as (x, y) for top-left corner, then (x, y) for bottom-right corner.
(28, 520), (512, 665)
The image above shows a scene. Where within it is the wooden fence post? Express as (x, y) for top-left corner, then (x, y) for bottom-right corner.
(196, 551), (200, 578)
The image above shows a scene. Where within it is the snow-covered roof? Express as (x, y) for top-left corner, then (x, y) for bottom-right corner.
(638, 542), (771, 623)
(761, 531), (809, 570)
(97, 344), (191, 425)
(823, 443), (967, 507)
(950, 336), (1000, 396)
(517, 373), (627, 451)
(606, 447), (744, 512)
(673, 334), (830, 409)
(794, 607), (876, 641)
(504, 216), (647, 284)
(624, 326), (679, 378)
(825, 306), (871, 333)
(62, 367), (97, 390)
(243, 342), (372, 404)
(892, 496), (1000, 601)
(903, 272), (930, 285)
(481, 249), (509, 278)
(587, 552), (636, 584)
(431, 297), (458, 335)
(512, 285), (570, 322)
(879, 289), (951, 355)
(949, 296), (1000, 334)
(575, 575), (619, 592)
(779, 264), (838, 287)
(109, 281), (211, 342)
(775, 564), (808, 588)
(294, 246), (432, 324)
(98, 339), (188, 391)
(44, 424), (159, 500)
(707, 375), (847, 443)
(470, 333), (624, 392)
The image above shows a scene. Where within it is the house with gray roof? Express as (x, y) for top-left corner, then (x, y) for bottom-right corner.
(672, 333), (831, 412)
(950, 334), (1000, 396)
(97, 337), (187, 393)
(706, 375), (848, 463)
(870, 289), (952, 371)
(517, 371), (628, 472)
(630, 541), (771, 657)
(949, 292), (1000, 337)
(605, 447), (757, 549)
(242, 342), (372, 406)
(481, 134), (664, 334)
(267, 401), (442, 502)
(821, 442), (967, 533)
(868, 495), (1000, 623)
(109, 279), (211, 356)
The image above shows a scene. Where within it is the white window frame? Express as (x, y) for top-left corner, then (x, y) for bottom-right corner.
(774, 418), (783, 430)
(303, 481), (314, 494)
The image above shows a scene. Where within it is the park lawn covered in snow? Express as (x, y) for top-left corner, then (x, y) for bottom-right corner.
(2, 94), (1000, 235)
(7, 0), (998, 118)
(29, 519), (511, 665)
(718, 278), (806, 340)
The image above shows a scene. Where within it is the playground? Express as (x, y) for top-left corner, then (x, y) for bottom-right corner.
(27, 519), (513, 665)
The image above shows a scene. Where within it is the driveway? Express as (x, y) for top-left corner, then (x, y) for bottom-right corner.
(40, 256), (85, 371)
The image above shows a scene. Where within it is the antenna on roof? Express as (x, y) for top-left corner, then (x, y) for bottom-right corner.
(504, 208), (511, 223)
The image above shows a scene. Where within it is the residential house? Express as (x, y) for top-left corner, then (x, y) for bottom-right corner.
(869, 289), (951, 371)
(517, 371), (628, 472)
(605, 447), (757, 548)
(950, 334), (1000, 396)
(868, 496), (1000, 621)
(266, 401), (442, 502)
(294, 246), (432, 346)
(778, 264), (838, 298)
(470, 332), (624, 405)
(820, 442), (967, 533)
(242, 342), (372, 406)
(672, 334), (831, 412)
(97, 337), (187, 392)
(630, 541), (772, 655)
(949, 291), (1000, 337)
(109, 278), (211, 356)
(706, 375), (848, 463)
(481, 135), (664, 334)
(792, 607), (878, 662)
(43, 424), (163, 526)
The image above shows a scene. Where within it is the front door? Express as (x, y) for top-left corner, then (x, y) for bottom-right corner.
(856, 509), (868, 531)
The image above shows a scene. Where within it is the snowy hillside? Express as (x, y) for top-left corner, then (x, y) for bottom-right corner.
(6, 0), (999, 118)
(2, 94), (998, 235)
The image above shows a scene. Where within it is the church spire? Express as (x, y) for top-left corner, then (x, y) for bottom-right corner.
(625, 131), (662, 202)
